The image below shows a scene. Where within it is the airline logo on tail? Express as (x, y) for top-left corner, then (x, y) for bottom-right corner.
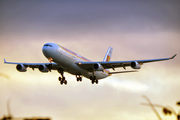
(103, 47), (113, 62)
(106, 55), (111, 62)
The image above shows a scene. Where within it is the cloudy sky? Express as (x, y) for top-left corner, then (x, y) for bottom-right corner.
(0, 0), (180, 120)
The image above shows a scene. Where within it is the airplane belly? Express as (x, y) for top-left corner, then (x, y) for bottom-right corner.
(62, 63), (87, 75)
(62, 63), (109, 80)
(63, 64), (109, 80)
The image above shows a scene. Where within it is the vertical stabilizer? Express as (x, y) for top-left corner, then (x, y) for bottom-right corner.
(103, 47), (113, 62)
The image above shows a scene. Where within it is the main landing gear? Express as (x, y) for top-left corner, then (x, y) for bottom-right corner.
(58, 70), (83, 85)
(59, 76), (67, 85)
(90, 76), (98, 84)
(76, 75), (82, 82)
(57, 70), (98, 85)
(58, 71), (67, 85)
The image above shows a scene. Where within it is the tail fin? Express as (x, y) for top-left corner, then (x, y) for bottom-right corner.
(103, 47), (113, 62)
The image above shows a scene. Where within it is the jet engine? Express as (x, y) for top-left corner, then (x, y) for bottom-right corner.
(16, 64), (27, 72)
(39, 64), (49, 72)
(93, 63), (104, 71)
(131, 61), (141, 69)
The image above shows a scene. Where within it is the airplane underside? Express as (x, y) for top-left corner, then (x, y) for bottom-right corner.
(57, 64), (108, 85)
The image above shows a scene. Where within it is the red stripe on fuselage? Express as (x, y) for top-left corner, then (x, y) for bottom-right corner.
(60, 45), (91, 62)
(59, 45), (110, 74)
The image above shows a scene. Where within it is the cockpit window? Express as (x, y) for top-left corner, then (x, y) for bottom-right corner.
(44, 44), (52, 47)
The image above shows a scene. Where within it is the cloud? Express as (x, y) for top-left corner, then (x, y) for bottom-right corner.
(0, 72), (9, 79)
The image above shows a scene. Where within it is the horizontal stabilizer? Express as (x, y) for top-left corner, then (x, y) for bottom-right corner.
(109, 70), (138, 74)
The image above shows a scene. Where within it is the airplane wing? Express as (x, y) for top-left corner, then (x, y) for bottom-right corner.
(76, 54), (177, 71)
(4, 59), (65, 71)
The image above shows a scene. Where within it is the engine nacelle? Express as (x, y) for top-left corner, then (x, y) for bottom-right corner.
(16, 64), (27, 72)
(39, 64), (49, 72)
(93, 63), (104, 71)
(131, 61), (141, 69)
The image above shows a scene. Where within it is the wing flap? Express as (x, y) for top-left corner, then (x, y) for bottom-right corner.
(109, 70), (138, 74)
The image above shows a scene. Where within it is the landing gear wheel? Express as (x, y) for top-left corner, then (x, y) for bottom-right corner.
(95, 80), (98, 84)
(77, 77), (80, 82)
(79, 77), (82, 82)
(64, 80), (67, 85)
(60, 80), (67, 85)
(60, 80), (64, 85)
(76, 75), (82, 82)
(91, 76), (97, 84)
(91, 80), (95, 84)
(58, 77), (61, 81)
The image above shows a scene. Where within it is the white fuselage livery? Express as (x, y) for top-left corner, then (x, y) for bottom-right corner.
(42, 43), (109, 80)
(4, 42), (176, 85)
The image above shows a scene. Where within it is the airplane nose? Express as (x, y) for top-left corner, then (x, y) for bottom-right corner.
(42, 46), (50, 58)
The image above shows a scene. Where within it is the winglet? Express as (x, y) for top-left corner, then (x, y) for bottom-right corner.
(4, 58), (7, 63)
(170, 54), (177, 59)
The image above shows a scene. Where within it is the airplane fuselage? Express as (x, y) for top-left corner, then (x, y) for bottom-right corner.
(42, 43), (109, 80)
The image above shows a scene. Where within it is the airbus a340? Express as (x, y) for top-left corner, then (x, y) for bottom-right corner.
(4, 43), (177, 85)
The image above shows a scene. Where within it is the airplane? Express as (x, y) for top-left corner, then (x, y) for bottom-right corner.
(4, 43), (177, 85)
